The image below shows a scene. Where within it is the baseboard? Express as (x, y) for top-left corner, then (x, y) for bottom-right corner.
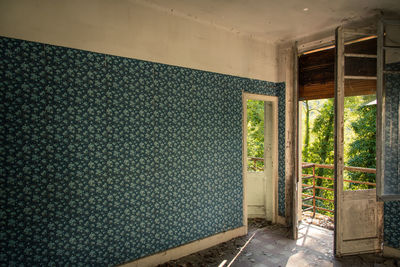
(383, 246), (400, 259)
(120, 226), (247, 267)
(277, 215), (286, 225)
(248, 214), (266, 218)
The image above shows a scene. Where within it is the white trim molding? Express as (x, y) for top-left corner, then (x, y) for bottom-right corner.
(242, 93), (279, 225)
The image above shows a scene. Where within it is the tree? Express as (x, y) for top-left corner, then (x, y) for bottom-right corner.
(346, 104), (376, 189)
(301, 96), (377, 215)
(247, 100), (264, 170)
(302, 99), (335, 213)
(308, 99), (335, 177)
(302, 101), (311, 163)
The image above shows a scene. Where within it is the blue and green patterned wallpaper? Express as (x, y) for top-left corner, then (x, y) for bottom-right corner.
(383, 63), (400, 249)
(0, 36), (286, 266)
(384, 201), (400, 248)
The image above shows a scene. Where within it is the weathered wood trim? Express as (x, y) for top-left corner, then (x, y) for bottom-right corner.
(292, 42), (299, 239)
(120, 226), (247, 267)
(376, 19), (384, 199)
(299, 37), (377, 101)
(277, 215), (286, 225)
(297, 91), (303, 219)
(343, 75), (377, 80)
(300, 80), (376, 101)
(242, 92), (249, 227)
(334, 26), (345, 257)
(273, 99), (279, 223)
(243, 93), (279, 224)
(335, 25), (384, 257)
(298, 36), (335, 54)
(280, 44), (294, 228)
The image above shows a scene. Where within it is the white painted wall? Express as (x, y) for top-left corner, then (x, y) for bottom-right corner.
(0, 0), (278, 82)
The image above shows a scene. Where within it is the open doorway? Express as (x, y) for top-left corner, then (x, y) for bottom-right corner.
(299, 96), (377, 227)
(300, 98), (335, 229)
(295, 30), (382, 257)
(242, 93), (278, 227)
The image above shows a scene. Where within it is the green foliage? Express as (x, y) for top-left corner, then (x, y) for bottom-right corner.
(302, 101), (311, 163)
(346, 104), (376, 189)
(247, 100), (264, 170)
(303, 99), (335, 215)
(247, 94), (377, 215)
(307, 99), (335, 168)
(301, 96), (377, 216)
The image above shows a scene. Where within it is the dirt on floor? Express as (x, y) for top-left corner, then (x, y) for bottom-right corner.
(158, 218), (399, 267)
(157, 219), (290, 267)
(301, 211), (334, 230)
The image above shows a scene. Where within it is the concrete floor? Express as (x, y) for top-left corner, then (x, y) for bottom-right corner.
(160, 220), (399, 267)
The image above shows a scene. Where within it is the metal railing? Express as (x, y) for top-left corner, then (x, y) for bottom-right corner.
(247, 157), (264, 171)
(301, 162), (376, 216)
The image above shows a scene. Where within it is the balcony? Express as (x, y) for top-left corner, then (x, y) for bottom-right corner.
(301, 162), (376, 216)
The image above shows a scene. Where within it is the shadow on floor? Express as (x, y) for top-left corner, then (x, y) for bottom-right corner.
(159, 219), (399, 267)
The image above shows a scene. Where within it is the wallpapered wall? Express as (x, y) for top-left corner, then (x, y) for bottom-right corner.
(383, 64), (400, 249)
(0, 36), (285, 266)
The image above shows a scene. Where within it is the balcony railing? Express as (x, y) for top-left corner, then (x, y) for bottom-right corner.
(301, 162), (376, 216)
(247, 157), (264, 171)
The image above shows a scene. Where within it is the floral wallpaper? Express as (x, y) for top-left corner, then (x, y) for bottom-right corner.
(0, 36), (286, 266)
(384, 64), (400, 196)
(384, 201), (400, 248)
(383, 62), (400, 249)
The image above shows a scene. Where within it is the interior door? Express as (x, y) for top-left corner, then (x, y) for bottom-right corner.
(334, 26), (384, 256)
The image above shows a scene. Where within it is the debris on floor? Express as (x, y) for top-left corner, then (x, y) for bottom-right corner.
(158, 218), (399, 267)
(301, 211), (334, 230)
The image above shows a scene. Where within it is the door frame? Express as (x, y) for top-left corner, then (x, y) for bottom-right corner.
(334, 25), (383, 257)
(292, 25), (382, 256)
(293, 38), (337, 239)
(242, 93), (279, 228)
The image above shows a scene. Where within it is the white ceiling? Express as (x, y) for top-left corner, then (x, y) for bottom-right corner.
(136, 0), (400, 43)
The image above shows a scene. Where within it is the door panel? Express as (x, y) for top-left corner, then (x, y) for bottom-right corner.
(341, 239), (381, 255)
(247, 172), (266, 218)
(342, 190), (382, 241)
(334, 26), (383, 256)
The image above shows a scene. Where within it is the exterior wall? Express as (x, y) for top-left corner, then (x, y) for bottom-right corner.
(0, 0), (278, 82)
(0, 36), (286, 266)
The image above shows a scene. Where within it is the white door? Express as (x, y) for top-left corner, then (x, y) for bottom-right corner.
(243, 94), (278, 225)
(334, 26), (384, 256)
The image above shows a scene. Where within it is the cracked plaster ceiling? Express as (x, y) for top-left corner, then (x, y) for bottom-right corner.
(135, 0), (400, 43)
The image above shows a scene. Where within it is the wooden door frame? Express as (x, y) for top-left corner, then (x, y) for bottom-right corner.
(293, 37), (336, 239)
(242, 93), (279, 228)
(334, 26), (345, 256)
(334, 25), (383, 256)
(292, 43), (300, 239)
